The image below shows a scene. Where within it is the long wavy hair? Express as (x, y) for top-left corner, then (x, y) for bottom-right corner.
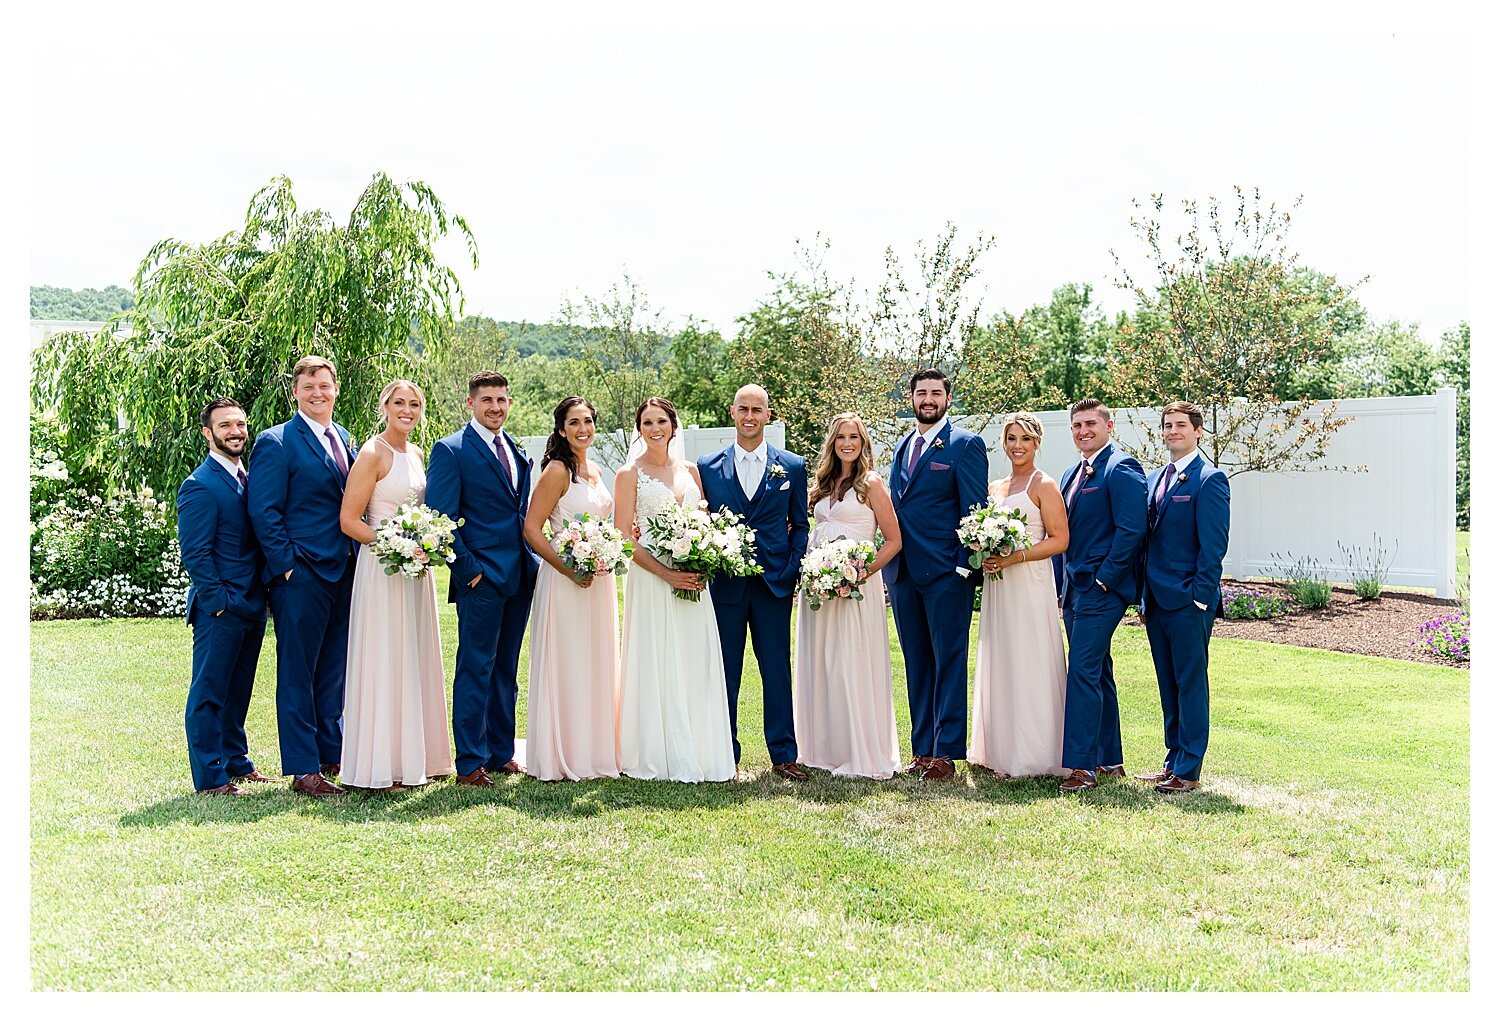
(540, 395), (597, 481)
(808, 412), (874, 510)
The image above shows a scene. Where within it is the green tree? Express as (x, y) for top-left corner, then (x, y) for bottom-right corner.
(1439, 322), (1469, 529)
(30, 284), (135, 320)
(1001, 282), (1119, 406)
(30, 173), (476, 495)
(661, 319), (735, 427)
(1108, 188), (1364, 476)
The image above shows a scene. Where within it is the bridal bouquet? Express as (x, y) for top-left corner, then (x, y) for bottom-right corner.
(956, 501), (1033, 579)
(544, 513), (633, 581)
(799, 536), (879, 610)
(372, 494), (463, 579)
(642, 499), (762, 601)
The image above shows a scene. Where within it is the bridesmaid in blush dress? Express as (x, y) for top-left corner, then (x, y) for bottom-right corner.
(522, 396), (621, 781)
(793, 413), (903, 778)
(967, 411), (1071, 778)
(338, 380), (454, 791)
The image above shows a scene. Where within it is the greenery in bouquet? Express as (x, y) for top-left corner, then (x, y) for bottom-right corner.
(799, 535), (878, 610)
(956, 500), (1033, 578)
(372, 494), (462, 579)
(642, 499), (762, 602)
(544, 513), (633, 581)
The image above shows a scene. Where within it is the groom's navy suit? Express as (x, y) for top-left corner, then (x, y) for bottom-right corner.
(885, 420), (989, 761)
(178, 455), (267, 790)
(248, 415), (358, 777)
(698, 443), (808, 765)
(1141, 451), (1230, 782)
(1057, 442), (1146, 772)
(427, 422), (538, 776)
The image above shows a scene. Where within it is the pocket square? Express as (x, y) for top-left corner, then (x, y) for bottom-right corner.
(1081, 485), (1099, 493)
(930, 463), (951, 471)
(777, 481), (790, 490)
(1171, 494), (1192, 502)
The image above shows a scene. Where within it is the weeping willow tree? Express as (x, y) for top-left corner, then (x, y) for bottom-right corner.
(31, 173), (477, 495)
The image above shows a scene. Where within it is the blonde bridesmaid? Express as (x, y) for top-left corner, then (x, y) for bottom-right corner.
(792, 413), (903, 778)
(522, 396), (621, 781)
(339, 380), (454, 791)
(968, 411), (1071, 777)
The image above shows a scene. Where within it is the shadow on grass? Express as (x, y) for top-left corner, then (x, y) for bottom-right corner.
(118, 765), (1243, 828)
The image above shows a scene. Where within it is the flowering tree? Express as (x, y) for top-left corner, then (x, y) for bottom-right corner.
(30, 173), (476, 495)
(1107, 188), (1364, 476)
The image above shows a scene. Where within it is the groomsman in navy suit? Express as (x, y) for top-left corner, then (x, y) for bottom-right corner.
(885, 369), (989, 782)
(698, 384), (810, 780)
(248, 356), (358, 797)
(427, 371), (539, 788)
(178, 398), (275, 795)
(1056, 398), (1147, 793)
(1135, 401), (1231, 793)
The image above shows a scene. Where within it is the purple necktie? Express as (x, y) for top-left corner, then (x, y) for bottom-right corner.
(1065, 457), (1088, 512)
(1155, 463), (1177, 506)
(324, 427), (348, 477)
(907, 434), (925, 479)
(494, 434), (515, 483)
(237, 468), (249, 495)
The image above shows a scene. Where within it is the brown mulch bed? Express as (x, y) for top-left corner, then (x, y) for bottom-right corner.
(1122, 582), (1469, 669)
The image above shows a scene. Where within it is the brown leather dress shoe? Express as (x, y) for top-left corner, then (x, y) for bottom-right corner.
(771, 761), (809, 782)
(1058, 768), (1098, 793)
(1134, 766), (1173, 783)
(1096, 764), (1126, 778)
(198, 782), (248, 796)
(904, 756), (930, 777)
(321, 763), (341, 777)
(1155, 774), (1199, 794)
(454, 767), (495, 788)
(493, 760), (523, 775)
(919, 757), (956, 781)
(232, 769), (277, 784)
(292, 773), (347, 796)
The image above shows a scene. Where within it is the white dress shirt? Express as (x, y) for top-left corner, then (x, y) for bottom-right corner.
(734, 440), (767, 499)
(469, 417), (517, 488)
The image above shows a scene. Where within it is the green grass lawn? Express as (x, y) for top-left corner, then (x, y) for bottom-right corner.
(30, 578), (1469, 991)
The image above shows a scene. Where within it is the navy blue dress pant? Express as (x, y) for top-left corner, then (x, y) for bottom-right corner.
(1061, 584), (1126, 771)
(1143, 602), (1215, 781)
(452, 578), (533, 776)
(887, 571), (974, 761)
(712, 579), (797, 765)
(267, 562), (353, 776)
(185, 610), (265, 790)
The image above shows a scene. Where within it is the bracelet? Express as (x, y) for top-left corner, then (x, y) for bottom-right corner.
(1020, 551), (1026, 563)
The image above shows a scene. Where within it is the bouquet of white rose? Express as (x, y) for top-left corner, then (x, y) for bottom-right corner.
(799, 536), (879, 610)
(642, 499), (762, 601)
(371, 493), (463, 579)
(543, 513), (633, 581)
(956, 501), (1033, 579)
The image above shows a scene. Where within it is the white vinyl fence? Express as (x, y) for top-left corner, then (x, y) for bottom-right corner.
(524, 392), (1459, 598)
(518, 424), (785, 491)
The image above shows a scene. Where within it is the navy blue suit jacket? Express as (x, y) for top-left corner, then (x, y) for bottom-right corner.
(177, 457), (266, 624)
(426, 423), (539, 601)
(1057, 442), (1148, 605)
(1142, 453), (1231, 611)
(884, 420), (989, 587)
(246, 416), (358, 585)
(697, 444), (809, 602)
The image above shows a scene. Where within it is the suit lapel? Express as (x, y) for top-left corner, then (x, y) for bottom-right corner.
(901, 422), (949, 499)
(205, 458), (243, 502)
(465, 423), (514, 495)
(746, 447), (776, 508)
(292, 415), (346, 488)
(1154, 454), (1199, 532)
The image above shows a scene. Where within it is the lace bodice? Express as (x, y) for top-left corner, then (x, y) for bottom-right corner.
(633, 469), (701, 525)
(991, 471), (1047, 544)
(811, 490), (877, 546)
(551, 473), (613, 530)
(366, 437), (424, 523)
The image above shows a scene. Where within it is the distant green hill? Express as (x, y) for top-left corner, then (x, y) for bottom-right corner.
(31, 285), (134, 321)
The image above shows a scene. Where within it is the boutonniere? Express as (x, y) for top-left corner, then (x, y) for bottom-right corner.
(1083, 463), (1095, 479)
(767, 463), (787, 480)
(931, 437), (945, 451)
(1172, 471), (1190, 488)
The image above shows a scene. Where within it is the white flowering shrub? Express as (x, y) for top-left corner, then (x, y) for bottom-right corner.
(30, 487), (190, 620)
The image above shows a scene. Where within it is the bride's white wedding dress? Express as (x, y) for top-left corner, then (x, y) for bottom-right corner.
(617, 471), (736, 782)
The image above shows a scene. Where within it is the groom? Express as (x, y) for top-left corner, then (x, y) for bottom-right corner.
(698, 384), (810, 781)
(426, 371), (539, 788)
(885, 368), (988, 782)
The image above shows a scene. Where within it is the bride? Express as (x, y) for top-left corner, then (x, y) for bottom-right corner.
(614, 397), (736, 782)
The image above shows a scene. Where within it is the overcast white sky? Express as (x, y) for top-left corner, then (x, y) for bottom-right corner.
(27, 21), (1472, 340)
